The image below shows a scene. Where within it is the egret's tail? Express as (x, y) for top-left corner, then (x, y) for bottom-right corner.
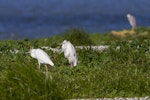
(73, 59), (77, 67)
(49, 61), (54, 67)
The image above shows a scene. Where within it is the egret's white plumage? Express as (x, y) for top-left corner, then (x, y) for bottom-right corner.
(127, 14), (136, 30)
(62, 40), (77, 67)
(30, 48), (54, 69)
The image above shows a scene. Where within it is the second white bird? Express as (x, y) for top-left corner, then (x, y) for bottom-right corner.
(62, 40), (77, 67)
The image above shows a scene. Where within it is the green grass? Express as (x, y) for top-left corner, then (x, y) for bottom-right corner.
(0, 27), (150, 99)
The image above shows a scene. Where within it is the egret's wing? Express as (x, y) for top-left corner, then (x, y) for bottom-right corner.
(68, 42), (78, 66)
(69, 42), (76, 56)
(64, 47), (70, 58)
(35, 49), (54, 66)
(71, 44), (78, 66)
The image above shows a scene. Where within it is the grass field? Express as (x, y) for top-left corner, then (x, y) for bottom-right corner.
(0, 27), (150, 100)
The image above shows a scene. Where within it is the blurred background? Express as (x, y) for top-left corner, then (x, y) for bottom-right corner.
(0, 0), (149, 39)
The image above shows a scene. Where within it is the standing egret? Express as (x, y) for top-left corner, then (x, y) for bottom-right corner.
(62, 40), (77, 67)
(127, 14), (136, 30)
(29, 48), (54, 70)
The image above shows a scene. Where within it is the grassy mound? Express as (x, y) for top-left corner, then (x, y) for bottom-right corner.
(0, 27), (150, 99)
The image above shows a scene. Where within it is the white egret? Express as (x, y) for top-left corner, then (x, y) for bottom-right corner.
(61, 40), (77, 67)
(29, 48), (54, 70)
(127, 13), (136, 30)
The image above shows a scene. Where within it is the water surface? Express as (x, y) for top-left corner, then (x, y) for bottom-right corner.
(0, 0), (149, 39)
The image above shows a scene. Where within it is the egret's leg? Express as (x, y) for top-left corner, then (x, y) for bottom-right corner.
(70, 62), (73, 68)
(131, 26), (135, 31)
(131, 27), (134, 31)
(38, 62), (41, 69)
(45, 65), (48, 78)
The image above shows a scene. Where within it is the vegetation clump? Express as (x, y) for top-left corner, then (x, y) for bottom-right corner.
(63, 28), (94, 45)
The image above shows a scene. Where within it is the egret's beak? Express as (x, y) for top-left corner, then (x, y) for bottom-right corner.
(26, 51), (31, 54)
(26, 48), (32, 54)
(26, 51), (30, 53)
